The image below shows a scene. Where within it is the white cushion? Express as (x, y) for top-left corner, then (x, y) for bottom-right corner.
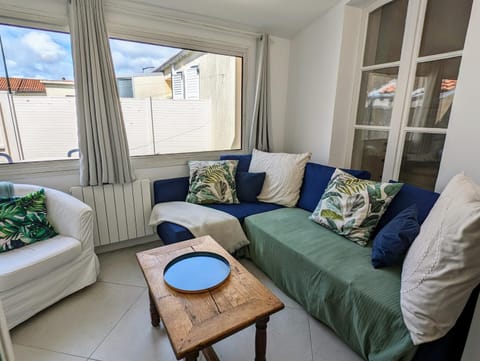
(248, 149), (311, 207)
(401, 173), (480, 345)
(0, 235), (81, 292)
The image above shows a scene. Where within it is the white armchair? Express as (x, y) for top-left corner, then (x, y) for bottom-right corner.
(0, 185), (99, 329)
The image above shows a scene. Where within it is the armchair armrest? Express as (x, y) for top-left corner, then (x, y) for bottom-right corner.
(44, 188), (93, 245)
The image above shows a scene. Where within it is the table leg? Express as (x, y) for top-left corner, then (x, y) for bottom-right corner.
(255, 316), (269, 361)
(185, 351), (199, 361)
(202, 346), (220, 361)
(149, 290), (160, 327)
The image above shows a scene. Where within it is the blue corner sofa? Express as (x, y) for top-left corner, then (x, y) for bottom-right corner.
(153, 154), (479, 361)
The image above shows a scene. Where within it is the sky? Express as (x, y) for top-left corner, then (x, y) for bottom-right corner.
(0, 24), (181, 80)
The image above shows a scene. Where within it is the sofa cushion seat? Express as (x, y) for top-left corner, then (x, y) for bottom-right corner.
(0, 235), (82, 292)
(245, 208), (416, 361)
(157, 202), (283, 245)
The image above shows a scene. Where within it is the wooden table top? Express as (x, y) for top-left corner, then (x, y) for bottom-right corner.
(136, 236), (285, 359)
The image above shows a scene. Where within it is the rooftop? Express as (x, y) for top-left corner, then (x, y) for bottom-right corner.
(0, 77), (46, 94)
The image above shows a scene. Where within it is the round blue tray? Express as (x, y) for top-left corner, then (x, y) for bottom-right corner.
(163, 251), (231, 293)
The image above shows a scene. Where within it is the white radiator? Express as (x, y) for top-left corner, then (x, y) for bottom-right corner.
(70, 179), (153, 246)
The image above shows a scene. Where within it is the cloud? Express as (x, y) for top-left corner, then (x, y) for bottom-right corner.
(0, 24), (181, 80)
(21, 31), (67, 62)
(0, 25), (73, 80)
(109, 39), (180, 77)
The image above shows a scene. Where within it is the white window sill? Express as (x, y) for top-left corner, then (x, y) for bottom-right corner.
(0, 149), (247, 178)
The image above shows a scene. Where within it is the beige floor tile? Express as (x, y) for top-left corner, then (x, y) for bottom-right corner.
(13, 344), (87, 361)
(309, 317), (363, 361)
(240, 259), (303, 310)
(98, 241), (160, 287)
(91, 290), (177, 361)
(214, 305), (313, 361)
(11, 282), (144, 358)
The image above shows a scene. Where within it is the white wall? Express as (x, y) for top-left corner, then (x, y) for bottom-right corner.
(437, 3), (480, 355)
(284, 1), (347, 163)
(435, 0), (480, 191)
(328, 5), (363, 168)
(269, 36), (290, 152)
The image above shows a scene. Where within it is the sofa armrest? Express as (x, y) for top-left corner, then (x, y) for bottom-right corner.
(153, 177), (189, 204)
(44, 188), (94, 250)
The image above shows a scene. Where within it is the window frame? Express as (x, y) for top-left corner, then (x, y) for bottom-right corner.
(107, 29), (248, 161)
(0, 15), (251, 176)
(347, 0), (469, 186)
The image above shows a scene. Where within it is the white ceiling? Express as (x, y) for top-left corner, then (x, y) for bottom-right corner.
(136, 0), (341, 38)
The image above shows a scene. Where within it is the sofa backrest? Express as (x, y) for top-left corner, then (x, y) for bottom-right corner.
(153, 177), (189, 204)
(297, 163), (371, 212)
(375, 182), (440, 233)
(221, 154), (371, 212)
(153, 155), (439, 232)
(219, 154), (252, 172)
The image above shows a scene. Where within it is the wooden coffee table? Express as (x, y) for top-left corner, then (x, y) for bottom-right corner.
(136, 235), (284, 361)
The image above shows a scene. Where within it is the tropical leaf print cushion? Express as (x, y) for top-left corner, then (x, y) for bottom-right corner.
(186, 160), (239, 204)
(310, 169), (403, 246)
(0, 189), (58, 253)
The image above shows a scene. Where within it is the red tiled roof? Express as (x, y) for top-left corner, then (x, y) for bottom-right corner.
(377, 79), (457, 94)
(441, 79), (457, 91)
(0, 77), (46, 93)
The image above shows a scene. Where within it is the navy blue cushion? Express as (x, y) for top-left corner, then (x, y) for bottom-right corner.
(297, 163), (371, 212)
(205, 202), (282, 222)
(219, 154), (252, 172)
(153, 177), (189, 203)
(375, 182), (440, 234)
(236, 172), (265, 202)
(371, 205), (420, 269)
(156, 222), (194, 245)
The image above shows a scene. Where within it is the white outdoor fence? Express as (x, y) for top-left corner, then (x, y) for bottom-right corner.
(0, 93), (212, 162)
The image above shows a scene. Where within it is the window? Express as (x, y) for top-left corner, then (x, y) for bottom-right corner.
(0, 24), (78, 163)
(351, 0), (473, 190)
(109, 38), (243, 156)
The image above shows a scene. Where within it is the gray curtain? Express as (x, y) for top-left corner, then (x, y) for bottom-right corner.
(249, 33), (271, 152)
(69, 0), (135, 186)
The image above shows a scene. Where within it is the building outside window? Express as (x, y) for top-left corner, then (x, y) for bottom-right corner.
(109, 38), (243, 156)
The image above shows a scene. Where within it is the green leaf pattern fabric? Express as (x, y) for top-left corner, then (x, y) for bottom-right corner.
(310, 169), (403, 246)
(186, 160), (239, 204)
(0, 189), (58, 253)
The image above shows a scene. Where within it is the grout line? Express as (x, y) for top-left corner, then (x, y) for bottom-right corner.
(87, 289), (147, 359)
(97, 279), (147, 289)
(12, 343), (88, 359)
(308, 317), (315, 361)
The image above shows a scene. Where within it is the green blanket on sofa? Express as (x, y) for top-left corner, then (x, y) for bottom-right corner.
(245, 208), (417, 361)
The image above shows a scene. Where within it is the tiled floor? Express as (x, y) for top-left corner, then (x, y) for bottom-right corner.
(10, 242), (363, 361)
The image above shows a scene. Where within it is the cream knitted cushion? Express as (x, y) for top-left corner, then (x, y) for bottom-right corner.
(401, 173), (480, 345)
(248, 149), (311, 207)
